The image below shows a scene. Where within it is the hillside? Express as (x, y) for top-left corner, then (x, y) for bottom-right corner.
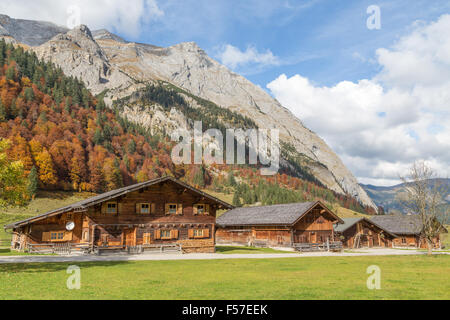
(0, 14), (377, 212)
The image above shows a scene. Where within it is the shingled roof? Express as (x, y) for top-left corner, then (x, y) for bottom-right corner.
(370, 215), (428, 235)
(334, 217), (397, 238)
(334, 217), (364, 233)
(5, 176), (233, 229)
(216, 201), (343, 227)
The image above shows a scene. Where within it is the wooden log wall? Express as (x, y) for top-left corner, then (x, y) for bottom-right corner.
(15, 180), (222, 253)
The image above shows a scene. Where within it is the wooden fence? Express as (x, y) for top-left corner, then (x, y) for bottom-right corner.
(293, 241), (343, 252)
(27, 243), (90, 255)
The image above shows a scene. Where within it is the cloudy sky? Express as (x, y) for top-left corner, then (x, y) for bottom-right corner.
(1, 0), (449, 186)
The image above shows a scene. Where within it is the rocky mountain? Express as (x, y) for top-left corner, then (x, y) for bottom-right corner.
(0, 14), (377, 211)
(0, 14), (68, 46)
(361, 179), (450, 214)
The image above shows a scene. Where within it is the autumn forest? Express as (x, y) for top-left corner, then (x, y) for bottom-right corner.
(0, 40), (377, 214)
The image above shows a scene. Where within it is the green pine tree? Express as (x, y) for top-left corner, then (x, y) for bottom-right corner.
(27, 166), (38, 200)
(232, 190), (242, 207)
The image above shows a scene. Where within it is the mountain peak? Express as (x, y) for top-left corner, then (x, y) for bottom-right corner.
(92, 29), (127, 43)
(69, 24), (93, 39)
(173, 41), (202, 51)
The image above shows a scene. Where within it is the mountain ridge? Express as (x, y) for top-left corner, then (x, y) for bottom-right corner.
(361, 179), (450, 214)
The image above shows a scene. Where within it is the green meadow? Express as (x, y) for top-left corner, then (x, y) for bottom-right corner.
(0, 255), (448, 300)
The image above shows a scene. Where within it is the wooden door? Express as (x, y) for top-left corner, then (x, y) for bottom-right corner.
(310, 232), (317, 243)
(123, 228), (136, 247)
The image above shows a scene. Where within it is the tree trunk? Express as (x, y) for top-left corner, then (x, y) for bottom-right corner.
(426, 239), (433, 256)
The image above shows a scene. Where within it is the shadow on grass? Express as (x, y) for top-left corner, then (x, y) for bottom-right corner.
(0, 260), (131, 274)
(215, 246), (263, 253)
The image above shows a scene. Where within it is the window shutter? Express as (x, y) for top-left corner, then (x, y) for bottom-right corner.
(117, 203), (122, 215)
(151, 203), (156, 214)
(155, 230), (161, 240)
(42, 232), (50, 242)
(136, 203), (141, 214)
(165, 204), (170, 215)
(101, 203), (107, 214)
(143, 233), (150, 244)
(63, 232), (73, 241)
(177, 204), (183, 215)
(171, 230), (179, 239)
(204, 228), (210, 238)
(193, 204), (198, 215)
(188, 229), (194, 239)
(205, 204), (210, 215)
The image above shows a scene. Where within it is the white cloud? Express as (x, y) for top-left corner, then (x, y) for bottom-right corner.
(0, 0), (164, 38)
(267, 14), (450, 186)
(216, 44), (280, 70)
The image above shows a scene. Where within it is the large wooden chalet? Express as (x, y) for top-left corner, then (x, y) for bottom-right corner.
(5, 177), (233, 254)
(216, 201), (344, 248)
(334, 217), (397, 248)
(370, 215), (447, 249)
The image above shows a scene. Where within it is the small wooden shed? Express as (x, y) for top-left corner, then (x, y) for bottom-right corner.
(216, 201), (344, 248)
(370, 215), (447, 249)
(334, 217), (397, 248)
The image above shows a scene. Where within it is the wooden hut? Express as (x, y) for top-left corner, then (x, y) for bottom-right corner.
(5, 176), (233, 254)
(334, 217), (397, 248)
(216, 201), (344, 249)
(370, 215), (447, 249)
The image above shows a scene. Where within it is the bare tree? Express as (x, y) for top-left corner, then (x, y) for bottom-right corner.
(399, 161), (448, 255)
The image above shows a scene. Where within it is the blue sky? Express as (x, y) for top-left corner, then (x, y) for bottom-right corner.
(1, 0), (450, 186)
(120, 0), (450, 88)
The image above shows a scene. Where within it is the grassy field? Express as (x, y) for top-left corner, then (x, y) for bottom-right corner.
(0, 255), (448, 300)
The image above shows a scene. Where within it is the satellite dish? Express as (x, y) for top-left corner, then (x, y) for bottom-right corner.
(66, 221), (75, 231)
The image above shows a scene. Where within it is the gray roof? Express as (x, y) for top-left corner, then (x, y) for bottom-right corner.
(334, 218), (364, 233)
(217, 201), (343, 227)
(334, 217), (398, 238)
(5, 176), (233, 229)
(370, 215), (425, 235)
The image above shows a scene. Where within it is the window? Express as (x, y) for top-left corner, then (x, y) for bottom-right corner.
(169, 204), (177, 214)
(141, 203), (150, 214)
(194, 204), (209, 215)
(43, 231), (72, 242)
(189, 229), (209, 239)
(193, 229), (204, 237)
(161, 230), (171, 239)
(51, 232), (64, 240)
(402, 237), (406, 244)
(82, 230), (89, 241)
(107, 202), (117, 214)
(165, 203), (182, 215)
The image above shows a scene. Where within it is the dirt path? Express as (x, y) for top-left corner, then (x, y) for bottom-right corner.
(0, 248), (447, 264)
